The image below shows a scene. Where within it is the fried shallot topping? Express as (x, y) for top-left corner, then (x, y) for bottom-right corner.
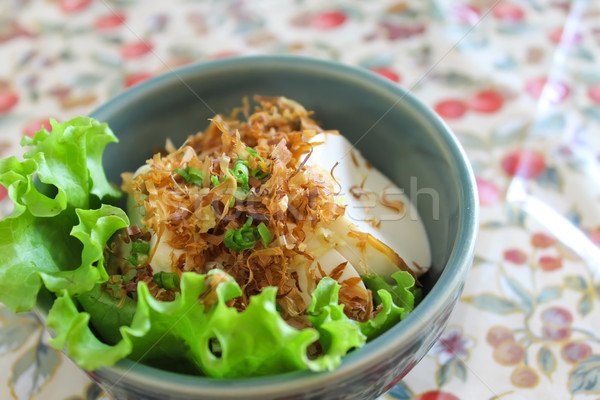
(126, 96), (373, 318)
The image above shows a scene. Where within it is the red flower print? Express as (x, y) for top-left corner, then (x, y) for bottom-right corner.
(60, 0), (93, 13)
(503, 249), (528, 264)
(511, 366), (539, 388)
(434, 99), (467, 119)
(531, 233), (556, 248)
(414, 391), (460, 400)
(492, 3), (525, 22)
(121, 42), (153, 59)
(542, 326), (570, 341)
(23, 118), (54, 138)
(588, 84), (600, 104)
(467, 90), (504, 113)
(541, 306), (573, 327)
(501, 150), (545, 179)
(208, 51), (240, 59)
(308, 11), (347, 29)
(538, 255), (562, 271)
(429, 327), (474, 364)
(562, 342), (592, 363)
(0, 90), (19, 114)
(379, 20), (426, 40)
(0, 184), (7, 202)
(486, 326), (515, 347)
(476, 177), (500, 205)
(548, 27), (582, 45)
(94, 14), (126, 30)
(450, 4), (481, 24)
(590, 227), (600, 247)
(494, 341), (525, 365)
(525, 77), (570, 103)
(0, 21), (34, 43)
(124, 72), (154, 88)
(369, 67), (400, 83)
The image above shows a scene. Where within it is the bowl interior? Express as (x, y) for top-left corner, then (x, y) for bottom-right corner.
(82, 55), (477, 395)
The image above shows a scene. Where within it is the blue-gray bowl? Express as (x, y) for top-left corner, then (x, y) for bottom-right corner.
(78, 55), (478, 400)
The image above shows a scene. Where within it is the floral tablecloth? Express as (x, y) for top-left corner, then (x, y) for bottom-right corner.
(1, 0), (600, 399)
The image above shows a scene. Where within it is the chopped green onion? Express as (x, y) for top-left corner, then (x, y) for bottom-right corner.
(127, 236), (151, 266)
(174, 167), (204, 186)
(251, 168), (269, 180)
(257, 222), (272, 248)
(131, 239), (150, 255)
(224, 216), (256, 251)
(210, 175), (220, 187)
(127, 253), (148, 266)
(223, 216), (271, 252)
(246, 147), (265, 163)
(126, 253), (140, 266)
(123, 269), (138, 283)
(233, 159), (249, 172)
(234, 188), (249, 201)
(153, 271), (181, 290)
(246, 147), (270, 179)
(230, 160), (250, 192)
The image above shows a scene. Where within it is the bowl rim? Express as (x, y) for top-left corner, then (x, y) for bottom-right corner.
(89, 54), (479, 396)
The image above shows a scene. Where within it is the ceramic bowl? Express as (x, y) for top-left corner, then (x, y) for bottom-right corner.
(76, 55), (477, 400)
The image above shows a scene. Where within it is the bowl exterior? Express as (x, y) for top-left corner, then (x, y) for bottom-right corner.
(75, 54), (478, 400)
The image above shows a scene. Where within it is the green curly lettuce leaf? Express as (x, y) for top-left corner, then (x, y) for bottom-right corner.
(47, 272), (365, 376)
(20, 117), (122, 206)
(359, 271), (420, 340)
(46, 286), (142, 370)
(1, 117), (120, 218)
(306, 277), (367, 371)
(0, 117), (125, 313)
(0, 204), (128, 313)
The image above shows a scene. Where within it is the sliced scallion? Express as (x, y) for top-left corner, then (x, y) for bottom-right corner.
(257, 222), (272, 248)
(131, 239), (150, 254)
(223, 216), (271, 252)
(174, 167), (204, 186)
(153, 271), (181, 290)
(246, 147), (265, 163)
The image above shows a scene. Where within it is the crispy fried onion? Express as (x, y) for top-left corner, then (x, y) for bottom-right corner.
(124, 96), (382, 322)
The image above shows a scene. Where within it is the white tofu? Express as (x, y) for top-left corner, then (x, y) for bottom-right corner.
(307, 133), (431, 277)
